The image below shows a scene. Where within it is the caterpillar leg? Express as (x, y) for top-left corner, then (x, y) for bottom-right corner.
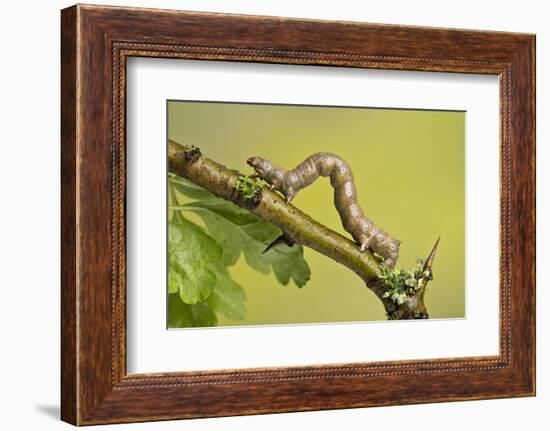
(359, 240), (371, 253)
(383, 247), (399, 268)
(283, 189), (297, 203)
(358, 235), (374, 253)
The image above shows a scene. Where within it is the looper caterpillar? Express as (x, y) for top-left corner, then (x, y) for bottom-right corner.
(247, 152), (400, 266)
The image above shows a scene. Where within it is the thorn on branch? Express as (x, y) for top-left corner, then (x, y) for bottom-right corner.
(263, 233), (296, 254)
(422, 236), (441, 280)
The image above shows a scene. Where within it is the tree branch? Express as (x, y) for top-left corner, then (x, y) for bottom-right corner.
(168, 140), (439, 318)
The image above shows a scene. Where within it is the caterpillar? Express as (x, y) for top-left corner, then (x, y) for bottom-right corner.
(247, 152), (400, 267)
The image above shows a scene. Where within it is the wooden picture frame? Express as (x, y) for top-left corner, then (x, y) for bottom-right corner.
(61, 4), (535, 425)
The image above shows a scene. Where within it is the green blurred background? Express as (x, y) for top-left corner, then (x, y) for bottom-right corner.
(168, 101), (465, 325)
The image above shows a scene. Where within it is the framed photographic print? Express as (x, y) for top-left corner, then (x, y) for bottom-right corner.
(61, 4), (535, 425)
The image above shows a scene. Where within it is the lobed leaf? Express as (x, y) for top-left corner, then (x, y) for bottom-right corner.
(175, 180), (311, 288)
(167, 175), (313, 328)
(169, 173), (215, 200)
(168, 293), (218, 328)
(207, 264), (247, 320)
(168, 218), (222, 305)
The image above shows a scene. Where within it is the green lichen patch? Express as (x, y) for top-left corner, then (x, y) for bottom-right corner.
(379, 258), (432, 306)
(232, 175), (269, 208)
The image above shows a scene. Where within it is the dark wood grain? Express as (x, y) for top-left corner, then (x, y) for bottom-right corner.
(61, 4), (536, 425)
(60, 6), (78, 425)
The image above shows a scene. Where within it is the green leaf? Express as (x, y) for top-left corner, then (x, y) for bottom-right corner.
(266, 244), (311, 287)
(180, 188), (311, 288)
(177, 265), (217, 304)
(168, 293), (218, 328)
(167, 205), (247, 327)
(190, 200), (258, 266)
(168, 218), (222, 304)
(168, 181), (186, 224)
(169, 174), (215, 200)
(207, 264), (247, 320)
(168, 271), (181, 294)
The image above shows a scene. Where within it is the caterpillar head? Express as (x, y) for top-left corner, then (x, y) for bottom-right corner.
(246, 156), (272, 178)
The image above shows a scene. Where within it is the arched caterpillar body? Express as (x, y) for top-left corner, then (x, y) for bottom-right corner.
(247, 153), (400, 267)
